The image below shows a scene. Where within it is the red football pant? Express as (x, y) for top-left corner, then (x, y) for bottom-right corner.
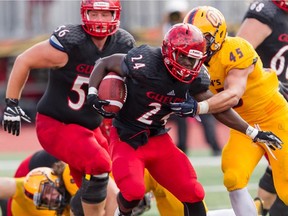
(109, 126), (205, 203)
(36, 113), (111, 186)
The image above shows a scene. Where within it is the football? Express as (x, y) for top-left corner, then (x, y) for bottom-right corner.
(98, 72), (127, 113)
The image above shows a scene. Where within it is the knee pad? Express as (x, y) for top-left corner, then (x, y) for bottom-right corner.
(80, 173), (109, 204)
(224, 170), (238, 191)
(259, 166), (276, 193)
(70, 190), (84, 216)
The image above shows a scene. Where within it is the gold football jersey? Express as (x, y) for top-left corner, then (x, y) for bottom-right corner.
(207, 36), (285, 123)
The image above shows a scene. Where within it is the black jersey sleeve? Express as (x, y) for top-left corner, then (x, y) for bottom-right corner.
(114, 28), (136, 50)
(188, 65), (210, 96)
(49, 24), (87, 53)
(123, 45), (164, 79)
(244, 0), (278, 29)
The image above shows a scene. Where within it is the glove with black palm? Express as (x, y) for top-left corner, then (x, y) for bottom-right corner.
(86, 93), (115, 119)
(2, 98), (31, 136)
(253, 131), (283, 151)
(246, 125), (283, 151)
(170, 93), (198, 117)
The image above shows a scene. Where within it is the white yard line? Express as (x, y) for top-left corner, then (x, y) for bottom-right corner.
(189, 156), (268, 167)
(0, 156), (268, 170)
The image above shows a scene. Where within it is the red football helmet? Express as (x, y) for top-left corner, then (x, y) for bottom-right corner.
(162, 23), (207, 83)
(81, 0), (121, 37)
(272, 0), (288, 12)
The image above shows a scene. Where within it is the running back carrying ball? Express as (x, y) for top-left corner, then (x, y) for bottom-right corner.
(98, 72), (127, 113)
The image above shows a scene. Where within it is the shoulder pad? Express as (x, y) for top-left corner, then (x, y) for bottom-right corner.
(124, 45), (162, 74)
(114, 28), (136, 48)
(221, 37), (258, 70)
(49, 24), (87, 53)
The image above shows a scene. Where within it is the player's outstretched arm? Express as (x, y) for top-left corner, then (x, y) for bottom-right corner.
(0, 177), (17, 199)
(194, 90), (283, 151)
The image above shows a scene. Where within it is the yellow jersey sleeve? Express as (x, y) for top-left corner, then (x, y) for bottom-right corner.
(207, 36), (281, 123)
(217, 36), (260, 73)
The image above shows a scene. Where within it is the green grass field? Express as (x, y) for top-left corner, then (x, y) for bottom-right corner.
(0, 150), (267, 216)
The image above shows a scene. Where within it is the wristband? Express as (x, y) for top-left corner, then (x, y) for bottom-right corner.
(246, 125), (259, 139)
(198, 100), (209, 114)
(88, 87), (98, 95)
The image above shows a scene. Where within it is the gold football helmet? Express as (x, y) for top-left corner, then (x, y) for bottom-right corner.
(62, 164), (78, 196)
(183, 6), (227, 57)
(24, 167), (65, 211)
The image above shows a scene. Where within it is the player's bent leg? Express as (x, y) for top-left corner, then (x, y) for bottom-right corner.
(106, 176), (119, 216)
(153, 186), (184, 215)
(81, 173), (109, 216)
(70, 190), (84, 216)
(229, 188), (257, 216)
(70, 176), (118, 216)
(223, 166), (257, 215)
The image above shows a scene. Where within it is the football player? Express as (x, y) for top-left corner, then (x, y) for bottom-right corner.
(87, 23), (281, 216)
(100, 119), (185, 215)
(1, 0), (135, 215)
(0, 148), (182, 216)
(0, 163), (76, 216)
(237, 0), (288, 215)
(0, 150), (120, 216)
(184, 5), (288, 216)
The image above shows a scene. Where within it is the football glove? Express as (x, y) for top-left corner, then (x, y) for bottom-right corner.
(2, 98), (31, 136)
(86, 94), (115, 118)
(170, 93), (198, 117)
(253, 131), (283, 151)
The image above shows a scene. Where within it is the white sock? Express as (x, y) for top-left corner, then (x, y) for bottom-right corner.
(229, 188), (257, 216)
